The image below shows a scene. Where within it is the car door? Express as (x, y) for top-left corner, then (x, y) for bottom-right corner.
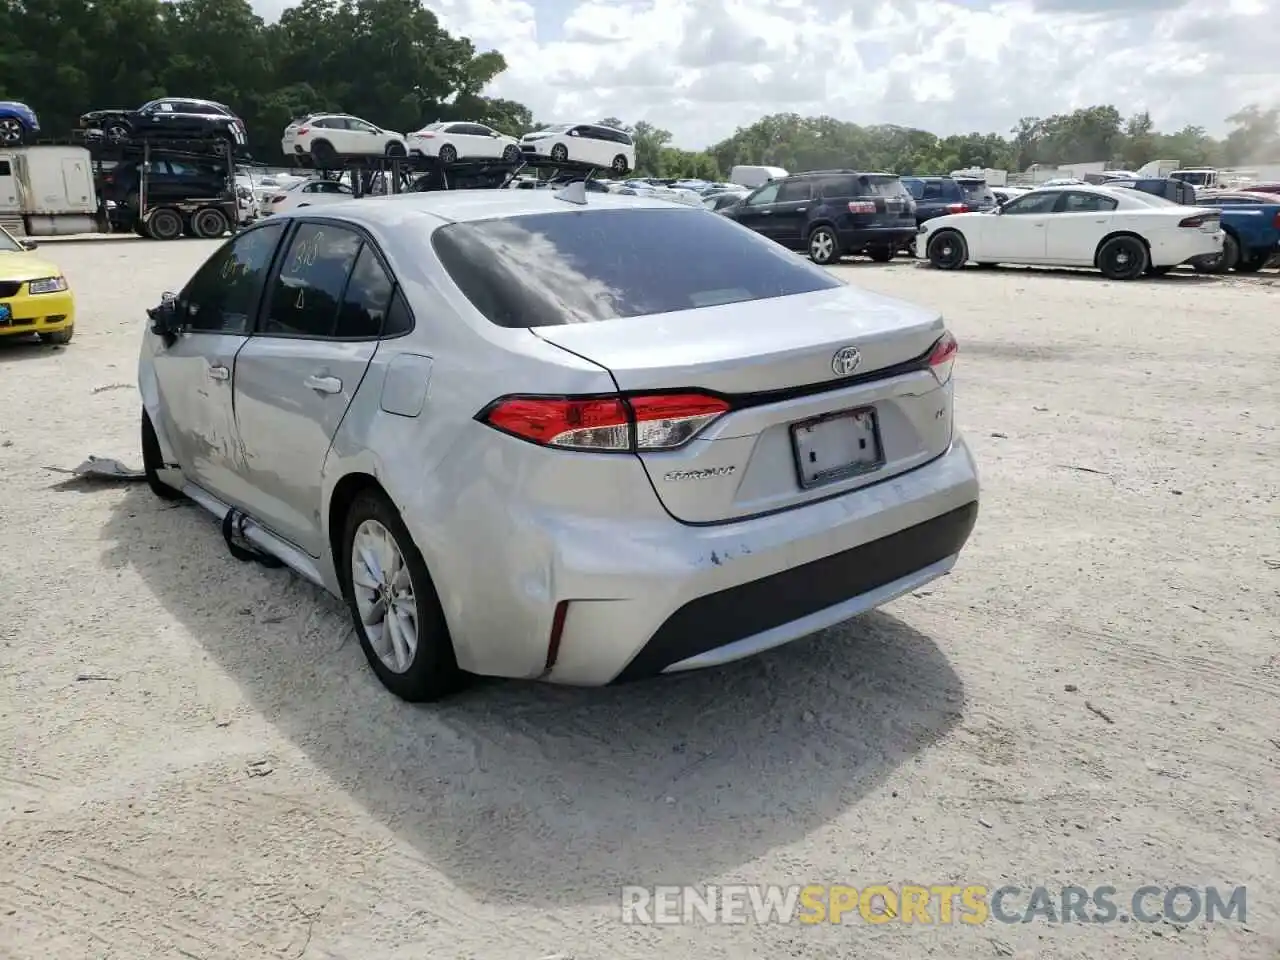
(984, 190), (1059, 261)
(1045, 190), (1118, 264)
(766, 178), (813, 246)
(147, 100), (182, 135)
(149, 222), (287, 505)
(230, 221), (386, 556)
(444, 123), (482, 157)
(723, 182), (779, 233)
(347, 117), (383, 154)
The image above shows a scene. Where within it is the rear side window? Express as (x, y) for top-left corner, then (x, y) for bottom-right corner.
(902, 179), (924, 199)
(856, 175), (909, 198)
(818, 177), (855, 198)
(776, 180), (811, 202)
(334, 245), (395, 339)
(431, 208), (842, 327)
(262, 223), (362, 337)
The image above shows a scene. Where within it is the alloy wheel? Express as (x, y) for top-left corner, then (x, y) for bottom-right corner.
(811, 231), (834, 262)
(0, 119), (22, 144)
(351, 519), (419, 674)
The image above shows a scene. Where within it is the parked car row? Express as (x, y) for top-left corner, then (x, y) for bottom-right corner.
(707, 169), (1277, 280)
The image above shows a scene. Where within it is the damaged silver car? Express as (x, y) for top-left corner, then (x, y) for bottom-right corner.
(138, 185), (980, 701)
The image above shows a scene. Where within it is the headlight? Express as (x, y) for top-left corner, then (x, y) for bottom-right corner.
(28, 276), (68, 294)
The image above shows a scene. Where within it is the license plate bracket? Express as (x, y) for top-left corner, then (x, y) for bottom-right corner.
(790, 407), (883, 490)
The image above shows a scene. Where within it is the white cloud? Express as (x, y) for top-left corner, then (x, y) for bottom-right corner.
(252, 0), (1280, 151)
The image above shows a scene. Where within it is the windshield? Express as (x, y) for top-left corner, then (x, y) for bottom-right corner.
(858, 175), (909, 198)
(0, 227), (22, 253)
(431, 207), (843, 327)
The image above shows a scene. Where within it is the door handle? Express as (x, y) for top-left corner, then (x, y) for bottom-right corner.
(208, 364), (230, 381)
(796, 207), (807, 212)
(304, 374), (342, 394)
(760, 209), (772, 215)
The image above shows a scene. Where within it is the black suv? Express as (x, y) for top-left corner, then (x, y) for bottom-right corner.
(81, 98), (248, 152)
(1105, 177), (1197, 205)
(100, 156), (231, 216)
(720, 170), (917, 264)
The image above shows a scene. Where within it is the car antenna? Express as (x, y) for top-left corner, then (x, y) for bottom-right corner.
(553, 178), (588, 205)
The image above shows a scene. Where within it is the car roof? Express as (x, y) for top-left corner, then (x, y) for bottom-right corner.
(277, 188), (685, 227)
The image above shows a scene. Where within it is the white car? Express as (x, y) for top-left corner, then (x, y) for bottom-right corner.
(916, 185), (1224, 280)
(262, 178), (354, 216)
(406, 121), (520, 163)
(518, 122), (635, 174)
(281, 113), (407, 165)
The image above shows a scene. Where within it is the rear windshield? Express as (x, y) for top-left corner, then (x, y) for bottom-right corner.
(1118, 190), (1178, 207)
(857, 175), (909, 198)
(431, 208), (843, 327)
(956, 179), (993, 202)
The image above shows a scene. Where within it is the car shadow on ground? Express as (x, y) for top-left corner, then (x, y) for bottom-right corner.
(908, 262), (1223, 284)
(97, 484), (966, 909)
(0, 337), (67, 363)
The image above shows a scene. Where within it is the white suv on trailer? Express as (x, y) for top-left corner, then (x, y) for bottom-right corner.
(281, 114), (408, 166)
(406, 121), (521, 163)
(518, 122), (635, 174)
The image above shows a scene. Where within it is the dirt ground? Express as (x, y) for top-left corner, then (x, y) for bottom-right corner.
(1, 240), (1277, 960)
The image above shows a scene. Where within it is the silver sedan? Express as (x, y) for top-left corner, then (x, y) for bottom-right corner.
(138, 186), (980, 701)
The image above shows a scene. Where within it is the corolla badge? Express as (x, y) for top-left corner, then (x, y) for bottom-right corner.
(831, 345), (862, 376)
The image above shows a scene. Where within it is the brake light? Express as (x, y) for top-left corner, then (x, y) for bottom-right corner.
(946, 203), (969, 214)
(270, 194), (287, 203)
(416, 132), (435, 138)
(296, 127), (309, 135)
(1274, 211), (1280, 229)
(1178, 213), (1215, 228)
(926, 332), (958, 385)
(848, 201), (876, 214)
(479, 392), (731, 452)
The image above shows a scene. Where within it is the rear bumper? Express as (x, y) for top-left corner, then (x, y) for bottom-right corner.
(1149, 228), (1223, 266)
(543, 434), (980, 685)
(838, 226), (919, 250)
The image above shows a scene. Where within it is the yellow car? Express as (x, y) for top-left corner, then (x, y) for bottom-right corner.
(0, 227), (75, 344)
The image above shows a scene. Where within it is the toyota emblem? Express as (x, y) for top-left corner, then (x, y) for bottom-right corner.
(831, 346), (861, 376)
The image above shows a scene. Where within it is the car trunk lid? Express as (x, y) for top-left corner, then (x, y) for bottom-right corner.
(534, 285), (955, 523)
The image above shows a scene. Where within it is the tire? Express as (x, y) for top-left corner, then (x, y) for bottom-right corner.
(550, 143), (569, 162)
(1145, 264), (1174, 276)
(1232, 249), (1268, 273)
(340, 489), (462, 702)
(191, 206), (229, 239)
(611, 154), (629, 174)
(438, 144), (458, 164)
(39, 324), (74, 345)
(140, 409), (184, 501)
(868, 246), (895, 263)
(927, 230), (967, 270)
(1096, 235), (1148, 281)
(807, 226), (840, 265)
(310, 139), (337, 168)
(0, 117), (27, 146)
(502, 144), (519, 162)
(1190, 232), (1238, 274)
(145, 208), (183, 241)
(104, 120), (132, 144)
(385, 141), (406, 157)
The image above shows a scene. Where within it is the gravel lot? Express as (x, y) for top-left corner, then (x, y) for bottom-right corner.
(2, 240), (1277, 960)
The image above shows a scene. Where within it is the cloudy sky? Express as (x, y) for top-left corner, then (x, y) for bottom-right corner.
(250, 0), (1278, 148)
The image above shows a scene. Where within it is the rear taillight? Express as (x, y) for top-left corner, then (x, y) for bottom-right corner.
(848, 201), (876, 214)
(1273, 211), (1280, 229)
(479, 393), (731, 452)
(296, 127), (309, 135)
(946, 203), (969, 214)
(926, 332), (958, 385)
(416, 132), (435, 138)
(1178, 213), (1215, 228)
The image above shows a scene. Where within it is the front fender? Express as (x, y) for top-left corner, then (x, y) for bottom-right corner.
(137, 337), (179, 466)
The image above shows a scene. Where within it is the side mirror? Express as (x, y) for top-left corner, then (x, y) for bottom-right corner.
(19, 238), (37, 250)
(147, 292), (182, 342)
